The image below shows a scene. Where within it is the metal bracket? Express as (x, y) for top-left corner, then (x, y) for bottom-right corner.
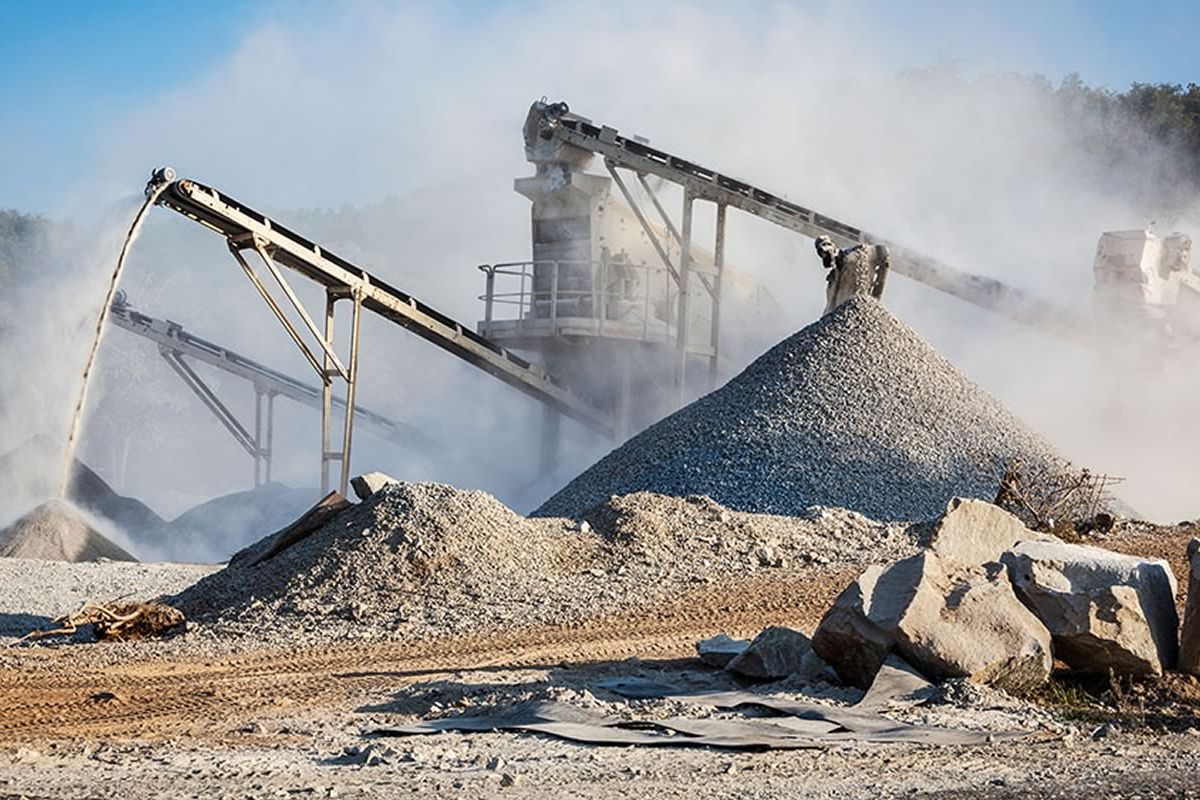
(631, 170), (717, 298)
(159, 348), (276, 486)
(225, 236), (361, 495)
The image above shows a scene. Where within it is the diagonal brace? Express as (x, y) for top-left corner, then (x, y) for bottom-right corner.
(633, 171), (717, 299)
(159, 348), (258, 457)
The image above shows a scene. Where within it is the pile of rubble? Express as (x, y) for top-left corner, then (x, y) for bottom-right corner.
(0, 499), (136, 562)
(0, 435), (163, 538)
(170, 475), (919, 641)
(708, 498), (1200, 694)
(536, 297), (1067, 522)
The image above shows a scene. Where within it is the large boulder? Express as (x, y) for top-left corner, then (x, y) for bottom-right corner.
(1178, 538), (1200, 676)
(810, 563), (904, 688)
(1001, 540), (1179, 676)
(812, 552), (1052, 692)
(928, 498), (1040, 565)
(726, 627), (812, 679)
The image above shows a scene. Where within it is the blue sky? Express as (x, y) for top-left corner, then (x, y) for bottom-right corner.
(2, 0), (1200, 214)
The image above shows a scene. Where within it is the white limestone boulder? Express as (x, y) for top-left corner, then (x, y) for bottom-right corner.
(812, 552), (1053, 692)
(927, 497), (1051, 566)
(1001, 540), (1179, 676)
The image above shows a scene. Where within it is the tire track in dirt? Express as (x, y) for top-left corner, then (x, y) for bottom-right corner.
(0, 570), (852, 742)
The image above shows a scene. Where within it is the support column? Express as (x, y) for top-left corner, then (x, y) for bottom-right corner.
(710, 203), (727, 387)
(617, 350), (634, 439)
(339, 289), (364, 496)
(253, 388), (264, 487)
(264, 392), (276, 484)
(320, 292), (336, 494)
(540, 405), (561, 476)
(675, 191), (695, 404)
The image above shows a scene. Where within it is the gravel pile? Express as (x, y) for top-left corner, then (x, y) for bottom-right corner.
(537, 297), (1067, 522)
(150, 483), (321, 563)
(0, 499), (136, 562)
(169, 481), (918, 642)
(0, 435), (164, 536)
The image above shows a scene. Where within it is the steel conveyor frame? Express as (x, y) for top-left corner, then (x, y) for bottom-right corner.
(533, 103), (1088, 348)
(109, 299), (427, 486)
(149, 173), (614, 494)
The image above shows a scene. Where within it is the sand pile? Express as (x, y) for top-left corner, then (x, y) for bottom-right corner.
(170, 481), (917, 642)
(0, 499), (137, 562)
(161, 483), (320, 563)
(537, 297), (1068, 522)
(0, 435), (163, 537)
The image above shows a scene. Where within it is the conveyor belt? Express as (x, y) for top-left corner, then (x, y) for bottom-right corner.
(108, 299), (424, 449)
(152, 176), (615, 437)
(531, 101), (1088, 341)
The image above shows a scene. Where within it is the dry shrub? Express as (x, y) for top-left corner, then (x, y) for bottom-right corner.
(995, 459), (1122, 534)
(16, 600), (185, 644)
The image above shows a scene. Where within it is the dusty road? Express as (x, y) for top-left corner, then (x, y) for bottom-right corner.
(1, 534), (1198, 799)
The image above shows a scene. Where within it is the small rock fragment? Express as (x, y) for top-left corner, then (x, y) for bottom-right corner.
(726, 626), (812, 679)
(696, 633), (750, 669)
(350, 472), (398, 501)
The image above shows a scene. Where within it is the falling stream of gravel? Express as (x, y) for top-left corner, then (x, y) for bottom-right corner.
(60, 181), (169, 497)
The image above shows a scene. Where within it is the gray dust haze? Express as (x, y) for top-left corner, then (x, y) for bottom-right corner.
(3, 2), (1199, 564)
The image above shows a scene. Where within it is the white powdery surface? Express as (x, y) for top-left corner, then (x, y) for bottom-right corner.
(536, 296), (1066, 522)
(169, 482), (919, 643)
(0, 558), (216, 638)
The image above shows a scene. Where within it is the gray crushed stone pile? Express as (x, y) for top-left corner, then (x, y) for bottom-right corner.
(0, 499), (137, 563)
(170, 482), (918, 643)
(536, 296), (1067, 521)
(159, 482), (321, 563)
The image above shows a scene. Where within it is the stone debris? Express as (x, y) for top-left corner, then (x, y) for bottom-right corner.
(812, 551), (1052, 692)
(536, 297), (1067, 522)
(1001, 540), (1179, 676)
(928, 497), (1049, 565)
(725, 626), (812, 679)
(858, 654), (937, 711)
(169, 483), (918, 642)
(350, 472), (398, 501)
(696, 634), (749, 669)
(1180, 538), (1200, 675)
(0, 499), (137, 562)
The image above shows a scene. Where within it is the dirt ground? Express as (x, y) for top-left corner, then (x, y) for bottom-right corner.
(1, 529), (1198, 799)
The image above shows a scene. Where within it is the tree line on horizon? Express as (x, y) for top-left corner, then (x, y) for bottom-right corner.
(4, 74), (1200, 287)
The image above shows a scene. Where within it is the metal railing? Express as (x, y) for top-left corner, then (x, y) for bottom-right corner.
(478, 259), (678, 342)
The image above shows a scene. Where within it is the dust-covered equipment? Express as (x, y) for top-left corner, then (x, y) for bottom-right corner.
(815, 236), (890, 313)
(133, 101), (1114, 492)
(1093, 229), (1200, 337)
(477, 99), (1101, 463)
(145, 168), (615, 494)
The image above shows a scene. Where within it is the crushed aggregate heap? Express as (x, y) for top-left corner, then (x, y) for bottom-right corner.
(0, 499), (136, 562)
(536, 297), (1067, 522)
(170, 481), (917, 642)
